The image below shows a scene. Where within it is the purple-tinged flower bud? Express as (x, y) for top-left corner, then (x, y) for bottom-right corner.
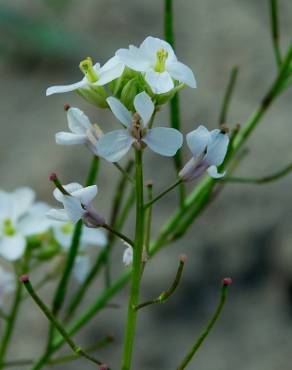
(49, 172), (57, 182)
(99, 364), (109, 370)
(82, 206), (105, 228)
(19, 274), (30, 283)
(222, 277), (232, 286)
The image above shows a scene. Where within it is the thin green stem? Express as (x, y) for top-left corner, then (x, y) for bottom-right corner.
(270, 0), (282, 68)
(176, 282), (231, 370)
(144, 181), (153, 257)
(121, 149), (144, 370)
(113, 163), (134, 184)
(135, 255), (186, 310)
(144, 179), (182, 209)
(218, 66), (239, 125)
(164, 0), (185, 207)
(102, 223), (134, 248)
(22, 278), (103, 367)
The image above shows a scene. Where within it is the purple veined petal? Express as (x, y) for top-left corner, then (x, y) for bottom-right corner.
(207, 165), (226, 179)
(11, 187), (35, 222)
(53, 183), (83, 202)
(55, 132), (87, 145)
(186, 125), (211, 157)
(106, 97), (132, 128)
(67, 107), (92, 134)
(62, 196), (86, 224)
(179, 158), (208, 182)
(73, 255), (91, 283)
(98, 129), (135, 162)
(145, 70), (174, 94)
(46, 79), (87, 96)
(133, 91), (154, 127)
(204, 130), (229, 166)
(116, 46), (151, 71)
(167, 61), (197, 88)
(71, 185), (98, 206)
(81, 227), (107, 247)
(0, 234), (26, 261)
(46, 208), (69, 222)
(143, 127), (183, 157)
(18, 202), (51, 236)
(139, 36), (176, 64)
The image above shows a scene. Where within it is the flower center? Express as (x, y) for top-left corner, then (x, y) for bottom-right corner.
(154, 49), (168, 72)
(3, 218), (15, 236)
(79, 57), (99, 83)
(130, 113), (147, 141)
(60, 222), (74, 235)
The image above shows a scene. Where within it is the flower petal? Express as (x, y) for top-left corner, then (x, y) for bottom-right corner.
(67, 107), (91, 134)
(186, 125), (211, 157)
(140, 36), (176, 64)
(73, 255), (91, 283)
(0, 234), (26, 261)
(143, 127), (183, 156)
(46, 208), (69, 222)
(0, 191), (12, 222)
(167, 61), (197, 88)
(116, 46), (151, 71)
(53, 183), (83, 202)
(52, 222), (74, 249)
(11, 187), (35, 222)
(97, 56), (125, 86)
(133, 91), (154, 127)
(81, 227), (107, 247)
(62, 196), (85, 224)
(204, 130), (229, 166)
(18, 202), (51, 236)
(55, 132), (87, 145)
(207, 165), (226, 179)
(123, 245), (133, 267)
(71, 185), (97, 206)
(98, 130), (134, 162)
(106, 97), (132, 128)
(46, 80), (87, 96)
(145, 70), (174, 94)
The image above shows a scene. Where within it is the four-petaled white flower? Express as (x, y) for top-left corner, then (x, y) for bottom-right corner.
(46, 56), (124, 96)
(123, 243), (133, 267)
(179, 125), (229, 181)
(46, 183), (99, 224)
(98, 91), (183, 162)
(116, 36), (196, 94)
(52, 220), (107, 283)
(0, 266), (15, 307)
(0, 188), (51, 261)
(55, 106), (102, 156)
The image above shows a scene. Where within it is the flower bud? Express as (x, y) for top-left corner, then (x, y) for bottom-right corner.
(82, 206), (105, 228)
(77, 86), (108, 109)
(120, 77), (141, 111)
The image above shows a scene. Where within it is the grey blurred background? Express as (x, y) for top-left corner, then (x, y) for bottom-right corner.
(1, 0), (292, 369)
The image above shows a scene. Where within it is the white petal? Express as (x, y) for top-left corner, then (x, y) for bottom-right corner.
(98, 130), (134, 162)
(116, 46), (151, 71)
(67, 108), (91, 134)
(53, 183), (83, 202)
(52, 223), (74, 250)
(143, 127), (183, 156)
(207, 165), (226, 179)
(97, 57), (125, 86)
(0, 234), (26, 261)
(123, 246), (133, 267)
(145, 70), (174, 94)
(18, 202), (51, 236)
(133, 92), (154, 127)
(71, 185), (97, 206)
(0, 191), (12, 222)
(186, 125), (211, 157)
(204, 130), (229, 166)
(46, 208), (69, 222)
(11, 187), (35, 222)
(46, 80), (87, 96)
(106, 97), (132, 128)
(167, 61), (197, 88)
(62, 196), (85, 224)
(73, 255), (91, 283)
(81, 227), (107, 247)
(55, 132), (87, 145)
(140, 36), (176, 63)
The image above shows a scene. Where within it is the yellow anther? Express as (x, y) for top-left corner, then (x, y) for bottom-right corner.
(79, 57), (98, 83)
(60, 222), (73, 234)
(154, 49), (169, 72)
(3, 218), (15, 236)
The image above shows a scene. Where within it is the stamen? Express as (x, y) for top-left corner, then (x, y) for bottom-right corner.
(79, 57), (98, 83)
(3, 219), (15, 236)
(154, 48), (168, 72)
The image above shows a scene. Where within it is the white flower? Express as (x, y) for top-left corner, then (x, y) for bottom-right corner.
(179, 125), (229, 181)
(55, 107), (102, 155)
(46, 56), (124, 96)
(116, 36), (196, 94)
(123, 244), (133, 267)
(46, 183), (98, 224)
(98, 91), (183, 162)
(0, 188), (51, 261)
(0, 266), (15, 307)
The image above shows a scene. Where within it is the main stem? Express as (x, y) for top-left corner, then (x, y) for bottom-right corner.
(121, 149), (144, 370)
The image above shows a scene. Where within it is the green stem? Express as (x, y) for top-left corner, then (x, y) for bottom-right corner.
(22, 278), (102, 367)
(164, 0), (185, 207)
(144, 181), (153, 257)
(144, 179), (182, 209)
(121, 149), (144, 370)
(270, 0), (282, 68)
(218, 66), (239, 125)
(102, 224), (134, 247)
(176, 283), (231, 370)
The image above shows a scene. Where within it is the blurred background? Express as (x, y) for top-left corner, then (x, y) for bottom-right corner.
(1, 0), (292, 369)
